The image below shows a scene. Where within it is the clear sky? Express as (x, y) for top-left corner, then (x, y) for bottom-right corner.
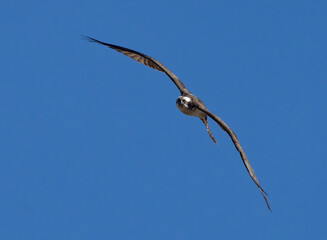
(1, 0), (326, 239)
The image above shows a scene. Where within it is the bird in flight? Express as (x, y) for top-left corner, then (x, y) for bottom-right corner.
(84, 36), (271, 211)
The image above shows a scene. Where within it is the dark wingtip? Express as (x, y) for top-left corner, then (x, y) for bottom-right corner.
(260, 189), (272, 212)
(266, 200), (272, 213)
(80, 35), (89, 40)
(81, 35), (105, 45)
(266, 200), (272, 212)
(81, 35), (96, 42)
(259, 185), (269, 196)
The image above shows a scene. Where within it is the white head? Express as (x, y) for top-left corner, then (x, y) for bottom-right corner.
(179, 96), (191, 105)
(176, 96), (191, 107)
(176, 96), (196, 115)
(176, 95), (205, 117)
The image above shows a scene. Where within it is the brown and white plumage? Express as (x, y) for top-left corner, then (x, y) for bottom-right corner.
(84, 36), (271, 211)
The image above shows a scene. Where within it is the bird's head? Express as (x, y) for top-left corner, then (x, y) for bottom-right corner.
(176, 96), (195, 109)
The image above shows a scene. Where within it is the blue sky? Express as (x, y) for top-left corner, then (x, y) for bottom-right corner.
(1, 0), (327, 239)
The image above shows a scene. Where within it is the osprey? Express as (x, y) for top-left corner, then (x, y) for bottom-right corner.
(84, 36), (271, 211)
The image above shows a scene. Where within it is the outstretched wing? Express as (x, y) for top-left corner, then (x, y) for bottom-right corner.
(83, 36), (189, 94)
(197, 106), (271, 211)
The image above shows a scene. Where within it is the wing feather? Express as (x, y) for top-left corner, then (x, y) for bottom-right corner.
(198, 106), (271, 211)
(83, 36), (189, 94)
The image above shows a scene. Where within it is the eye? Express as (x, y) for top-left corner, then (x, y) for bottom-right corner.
(188, 102), (195, 108)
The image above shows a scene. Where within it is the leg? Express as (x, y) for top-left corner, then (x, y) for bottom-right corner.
(201, 116), (217, 144)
